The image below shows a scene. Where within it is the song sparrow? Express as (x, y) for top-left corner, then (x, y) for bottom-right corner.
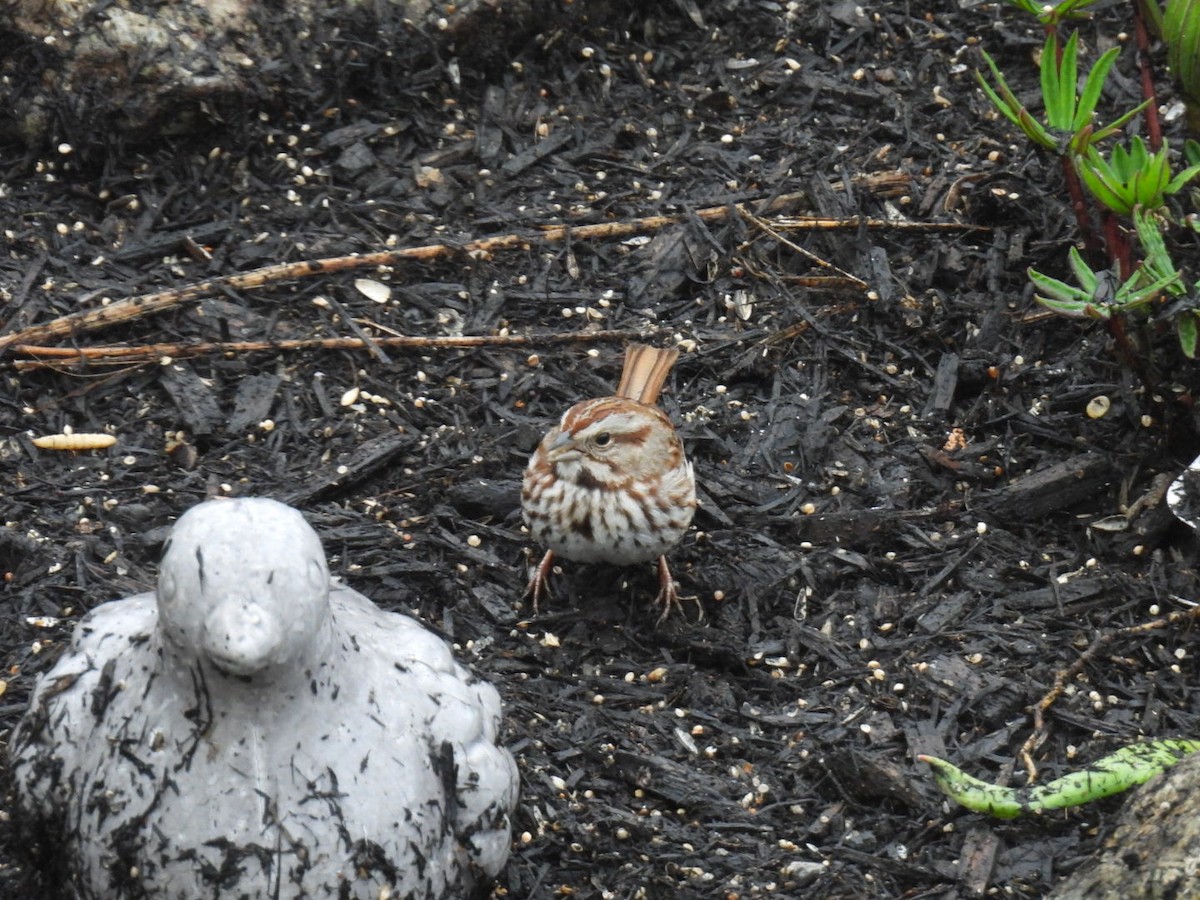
(521, 343), (698, 622)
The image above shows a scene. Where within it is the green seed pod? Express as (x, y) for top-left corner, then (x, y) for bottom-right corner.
(919, 740), (1200, 819)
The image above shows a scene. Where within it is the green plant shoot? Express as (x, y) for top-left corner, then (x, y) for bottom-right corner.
(977, 32), (1146, 155)
(1165, 0), (1200, 106)
(1029, 244), (1181, 318)
(1186, 139), (1200, 167)
(1077, 137), (1200, 215)
(1135, 207), (1200, 357)
(920, 740), (1200, 819)
(1004, 0), (1100, 27)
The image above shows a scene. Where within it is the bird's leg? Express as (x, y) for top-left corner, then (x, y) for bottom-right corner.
(653, 555), (702, 624)
(524, 549), (556, 613)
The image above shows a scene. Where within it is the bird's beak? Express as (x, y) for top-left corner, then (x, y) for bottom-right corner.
(548, 430), (582, 461)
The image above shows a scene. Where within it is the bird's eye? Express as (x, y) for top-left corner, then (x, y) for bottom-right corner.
(593, 433), (612, 447)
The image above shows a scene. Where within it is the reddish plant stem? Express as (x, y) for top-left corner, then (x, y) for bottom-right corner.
(1107, 311), (1153, 388)
(1103, 213), (1154, 389)
(1061, 155), (1105, 262)
(1132, 0), (1163, 151)
(1102, 210), (1133, 282)
(1042, 20), (1104, 262)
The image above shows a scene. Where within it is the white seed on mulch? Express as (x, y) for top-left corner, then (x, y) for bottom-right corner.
(1086, 395), (1111, 418)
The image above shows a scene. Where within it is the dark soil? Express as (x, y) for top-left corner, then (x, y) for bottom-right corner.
(4, 1), (1200, 897)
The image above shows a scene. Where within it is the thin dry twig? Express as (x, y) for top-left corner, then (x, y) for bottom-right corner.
(9, 330), (644, 371)
(0, 191), (987, 355)
(741, 211), (871, 289)
(767, 214), (988, 235)
(0, 195), (805, 352)
(1019, 603), (1200, 780)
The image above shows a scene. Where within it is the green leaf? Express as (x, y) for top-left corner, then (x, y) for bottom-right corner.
(1089, 99), (1152, 145)
(1128, 136), (1151, 172)
(1075, 46), (1122, 132)
(1075, 137), (1184, 214)
(1134, 153), (1170, 207)
(976, 68), (1022, 129)
(1066, 245), (1099, 293)
(1133, 207), (1183, 293)
(1016, 107), (1056, 148)
(1042, 33), (1075, 130)
(1185, 139), (1200, 167)
(1166, 0), (1200, 101)
(980, 32), (1140, 159)
(1133, 205), (1162, 243)
(1028, 266), (1088, 304)
(1036, 295), (1105, 317)
(1167, 161), (1200, 194)
(1078, 149), (1135, 214)
(1113, 267), (1183, 313)
(978, 53), (1056, 149)
(1178, 311), (1199, 358)
(1143, 0), (1165, 35)
(1030, 0), (1103, 26)
(1112, 139), (1136, 178)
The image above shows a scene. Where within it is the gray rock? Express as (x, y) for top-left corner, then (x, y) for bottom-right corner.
(1047, 751), (1200, 900)
(0, 0), (535, 144)
(10, 497), (519, 899)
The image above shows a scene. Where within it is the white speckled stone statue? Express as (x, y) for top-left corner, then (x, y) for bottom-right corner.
(10, 497), (519, 899)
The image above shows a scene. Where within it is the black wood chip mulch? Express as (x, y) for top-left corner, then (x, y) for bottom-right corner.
(3, 1), (1200, 897)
